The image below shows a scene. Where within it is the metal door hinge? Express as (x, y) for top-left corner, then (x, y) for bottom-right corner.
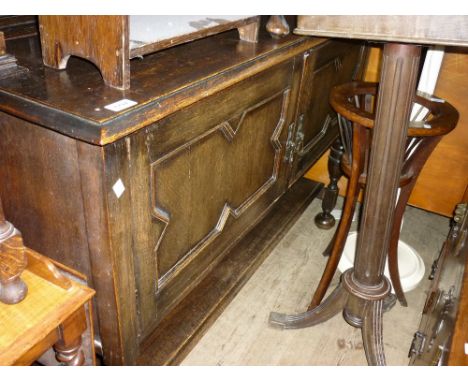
(284, 121), (296, 164)
(409, 331), (426, 358)
(284, 114), (305, 164)
(294, 114), (305, 154)
(334, 57), (343, 72)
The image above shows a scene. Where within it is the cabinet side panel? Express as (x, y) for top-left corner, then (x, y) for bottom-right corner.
(100, 139), (140, 364)
(0, 112), (92, 279)
(76, 141), (128, 365)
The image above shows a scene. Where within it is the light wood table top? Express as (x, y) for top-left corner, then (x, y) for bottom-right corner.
(0, 253), (94, 365)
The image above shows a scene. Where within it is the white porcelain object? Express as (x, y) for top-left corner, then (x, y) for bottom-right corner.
(338, 232), (425, 293)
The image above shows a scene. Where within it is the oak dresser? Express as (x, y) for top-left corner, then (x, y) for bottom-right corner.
(0, 19), (364, 364)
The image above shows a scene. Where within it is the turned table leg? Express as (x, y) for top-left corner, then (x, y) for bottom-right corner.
(53, 306), (87, 366)
(314, 138), (344, 229)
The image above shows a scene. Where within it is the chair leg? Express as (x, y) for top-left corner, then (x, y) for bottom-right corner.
(309, 180), (361, 309)
(388, 186), (412, 307)
(322, 228), (337, 257)
(314, 138), (344, 230)
(388, 136), (441, 307)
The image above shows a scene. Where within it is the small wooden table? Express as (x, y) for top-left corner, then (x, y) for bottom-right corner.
(0, 248), (95, 366)
(269, 16), (468, 365)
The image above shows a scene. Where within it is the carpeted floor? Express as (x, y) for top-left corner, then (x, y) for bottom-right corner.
(181, 197), (450, 365)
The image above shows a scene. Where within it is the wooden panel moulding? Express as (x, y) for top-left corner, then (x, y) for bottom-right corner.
(151, 89), (289, 290)
(129, 61), (294, 336)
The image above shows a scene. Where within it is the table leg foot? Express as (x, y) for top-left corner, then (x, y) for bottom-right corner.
(269, 284), (348, 329)
(362, 299), (386, 366)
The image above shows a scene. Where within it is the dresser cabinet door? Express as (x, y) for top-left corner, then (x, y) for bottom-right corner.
(122, 60), (296, 337)
(288, 40), (364, 185)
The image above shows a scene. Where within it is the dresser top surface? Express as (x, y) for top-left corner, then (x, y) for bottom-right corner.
(0, 29), (326, 145)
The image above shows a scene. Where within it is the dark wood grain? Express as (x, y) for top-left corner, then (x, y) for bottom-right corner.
(74, 141), (128, 365)
(0, 30), (327, 144)
(38, 16), (129, 90)
(0, 16), (37, 41)
(129, 59), (294, 339)
(0, 113), (93, 277)
(0, 26), (363, 364)
(137, 178), (322, 365)
(38, 16), (261, 90)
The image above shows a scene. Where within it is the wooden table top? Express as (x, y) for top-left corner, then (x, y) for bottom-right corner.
(0, 265), (94, 365)
(295, 16), (468, 47)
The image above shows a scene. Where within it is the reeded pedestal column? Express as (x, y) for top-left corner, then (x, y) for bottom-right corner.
(269, 43), (421, 365)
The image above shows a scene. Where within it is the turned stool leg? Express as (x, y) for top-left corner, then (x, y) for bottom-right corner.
(314, 138), (344, 230)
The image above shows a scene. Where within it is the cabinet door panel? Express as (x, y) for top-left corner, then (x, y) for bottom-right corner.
(127, 61), (295, 336)
(291, 40), (364, 183)
(153, 92), (286, 281)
